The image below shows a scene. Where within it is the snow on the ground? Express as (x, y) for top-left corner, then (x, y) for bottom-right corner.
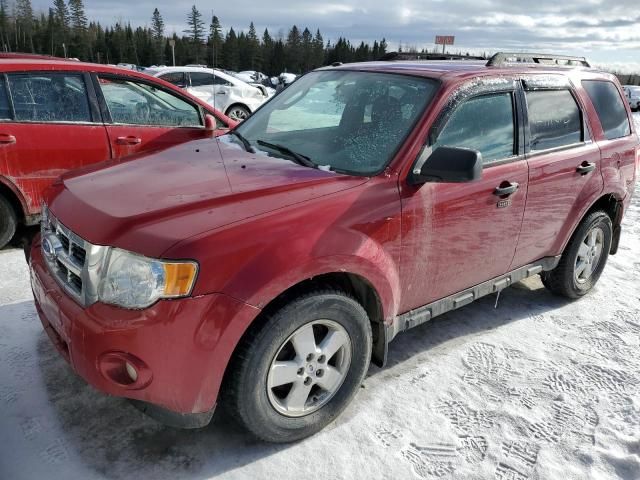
(1, 115), (640, 480)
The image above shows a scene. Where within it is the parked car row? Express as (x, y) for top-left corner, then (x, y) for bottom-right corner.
(144, 66), (272, 121)
(27, 52), (639, 443)
(623, 85), (640, 111)
(0, 58), (236, 249)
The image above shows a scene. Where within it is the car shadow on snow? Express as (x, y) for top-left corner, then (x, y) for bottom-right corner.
(33, 275), (570, 479)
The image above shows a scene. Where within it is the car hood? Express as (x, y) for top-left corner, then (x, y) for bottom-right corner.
(49, 136), (368, 258)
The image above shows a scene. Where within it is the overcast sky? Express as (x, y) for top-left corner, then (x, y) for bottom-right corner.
(30, 0), (640, 72)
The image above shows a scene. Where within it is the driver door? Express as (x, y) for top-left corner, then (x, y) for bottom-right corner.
(95, 75), (209, 159)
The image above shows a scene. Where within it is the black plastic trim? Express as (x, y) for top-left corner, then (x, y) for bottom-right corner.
(388, 256), (561, 341)
(129, 399), (215, 429)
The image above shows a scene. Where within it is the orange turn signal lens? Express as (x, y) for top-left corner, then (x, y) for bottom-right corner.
(163, 262), (198, 297)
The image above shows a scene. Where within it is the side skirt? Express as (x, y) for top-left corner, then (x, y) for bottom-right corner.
(387, 256), (561, 343)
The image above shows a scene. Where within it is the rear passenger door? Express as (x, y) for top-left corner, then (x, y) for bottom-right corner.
(94, 75), (208, 159)
(511, 78), (603, 268)
(0, 72), (110, 215)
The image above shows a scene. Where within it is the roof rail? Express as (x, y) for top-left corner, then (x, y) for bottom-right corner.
(380, 51), (486, 62)
(487, 52), (591, 68)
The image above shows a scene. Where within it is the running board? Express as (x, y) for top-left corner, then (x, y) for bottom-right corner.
(388, 256), (561, 342)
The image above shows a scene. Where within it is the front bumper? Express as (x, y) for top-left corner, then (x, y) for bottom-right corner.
(30, 238), (260, 422)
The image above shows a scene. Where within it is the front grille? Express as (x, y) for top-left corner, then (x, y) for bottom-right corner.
(40, 207), (105, 307)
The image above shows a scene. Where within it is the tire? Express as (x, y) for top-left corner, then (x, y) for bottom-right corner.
(0, 194), (17, 250)
(226, 290), (372, 443)
(541, 210), (612, 299)
(225, 105), (250, 122)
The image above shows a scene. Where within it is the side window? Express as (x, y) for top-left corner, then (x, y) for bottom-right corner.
(98, 76), (202, 127)
(582, 80), (631, 140)
(190, 72), (214, 87)
(212, 75), (232, 86)
(434, 93), (515, 164)
(0, 80), (12, 120)
(525, 90), (582, 151)
(159, 72), (186, 87)
(8, 73), (92, 122)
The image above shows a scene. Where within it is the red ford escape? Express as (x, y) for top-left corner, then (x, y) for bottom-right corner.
(0, 58), (235, 249)
(30, 53), (639, 442)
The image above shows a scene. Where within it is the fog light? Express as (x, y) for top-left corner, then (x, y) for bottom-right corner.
(125, 362), (138, 382)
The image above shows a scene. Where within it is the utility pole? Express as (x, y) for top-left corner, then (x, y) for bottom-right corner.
(169, 39), (176, 66)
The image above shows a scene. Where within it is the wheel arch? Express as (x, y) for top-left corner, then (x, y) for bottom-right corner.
(225, 102), (252, 116)
(0, 177), (27, 223)
(219, 270), (389, 404)
(561, 193), (622, 256)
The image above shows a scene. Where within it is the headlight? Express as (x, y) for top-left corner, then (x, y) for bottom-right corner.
(98, 248), (198, 309)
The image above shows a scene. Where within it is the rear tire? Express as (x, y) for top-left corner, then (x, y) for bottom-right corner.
(225, 105), (250, 122)
(0, 194), (17, 249)
(541, 210), (612, 299)
(225, 290), (372, 443)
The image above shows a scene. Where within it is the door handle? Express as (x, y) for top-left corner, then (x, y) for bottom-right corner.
(0, 134), (16, 144)
(216, 91), (227, 95)
(116, 136), (142, 146)
(576, 161), (596, 175)
(493, 182), (519, 197)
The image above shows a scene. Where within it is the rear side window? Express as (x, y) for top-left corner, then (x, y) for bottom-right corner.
(190, 72), (214, 87)
(8, 73), (91, 122)
(159, 72), (186, 87)
(526, 90), (582, 151)
(434, 92), (516, 164)
(582, 80), (631, 140)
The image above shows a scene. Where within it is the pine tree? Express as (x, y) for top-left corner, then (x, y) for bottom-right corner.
(151, 8), (164, 64)
(313, 29), (324, 68)
(53, 0), (69, 29)
(184, 5), (205, 63)
(286, 25), (301, 73)
(222, 27), (238, 71)
(69, 0), (87, 34)
(0, 0), (9, 51)
(16, 0), (35, 51)
(246, 21), (260, 70)
(209, 15), (222, 67)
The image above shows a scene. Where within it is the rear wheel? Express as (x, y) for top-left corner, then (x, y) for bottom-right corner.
(541, 210), (612, 298)
(226, 105), (250, 122)
(226, 290), (372, 443)
(0, 194), (17, 249)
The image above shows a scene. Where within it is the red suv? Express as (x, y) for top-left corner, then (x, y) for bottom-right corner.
(30, 53), (639, 442)
(0, 59), (235, 249)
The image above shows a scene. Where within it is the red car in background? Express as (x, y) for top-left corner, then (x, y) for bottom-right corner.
(0, 58), (235, 248)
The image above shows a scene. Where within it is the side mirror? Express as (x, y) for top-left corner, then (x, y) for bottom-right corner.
(409, 146), (482, 185)
(204, 114), (217, 135)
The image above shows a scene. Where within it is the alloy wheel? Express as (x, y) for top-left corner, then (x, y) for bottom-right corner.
(267, 320), (352, 417)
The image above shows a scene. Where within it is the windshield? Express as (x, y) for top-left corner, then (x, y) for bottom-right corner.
(235, 70), (438, 175)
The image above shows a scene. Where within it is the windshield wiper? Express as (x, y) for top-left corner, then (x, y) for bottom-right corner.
(229, 130), (254, 153)
(257, 140), (317, 168)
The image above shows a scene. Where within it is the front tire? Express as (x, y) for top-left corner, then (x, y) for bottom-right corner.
(541, 210), (612, 298)
(0, 194), (17, 250)
(226, 290), (372, 443)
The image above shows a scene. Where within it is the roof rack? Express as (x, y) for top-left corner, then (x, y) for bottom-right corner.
(487, 52), (591, 68)
(380, 51), (486, 62)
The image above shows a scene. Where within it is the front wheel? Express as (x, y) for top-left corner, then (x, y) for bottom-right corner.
(541, 210), (612, 298)
(225, 290), (372, 442)
(225, 105), (250, 122)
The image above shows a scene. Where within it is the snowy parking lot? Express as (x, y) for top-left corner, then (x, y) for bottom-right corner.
(1, 114), (640, 480)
